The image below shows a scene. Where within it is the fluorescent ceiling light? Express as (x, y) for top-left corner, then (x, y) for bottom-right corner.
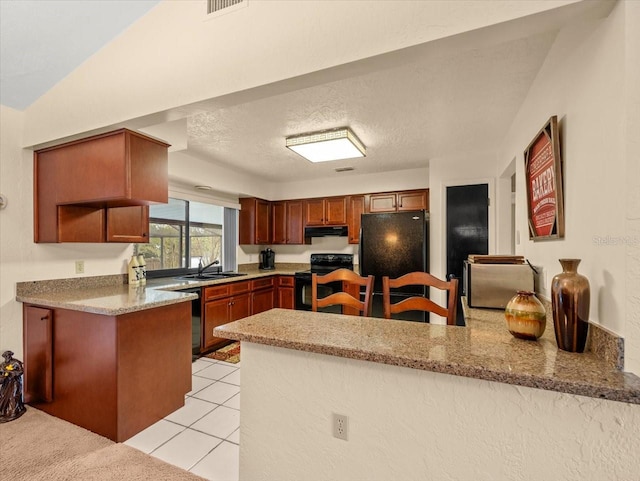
(286, 128), (366, 163)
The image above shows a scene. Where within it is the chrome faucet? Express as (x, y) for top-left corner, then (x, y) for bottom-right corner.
(198, 258), (220, 275)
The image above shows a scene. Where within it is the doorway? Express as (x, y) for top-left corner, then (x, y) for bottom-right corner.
(446, 184), (489, 324)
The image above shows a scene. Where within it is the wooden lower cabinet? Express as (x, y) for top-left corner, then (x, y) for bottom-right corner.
(203, 281), (251, 350)
(23, 306), (53, 403)
(277, 276), (295, 309)
(252, 288), (275, 314)
(203, 294), (250, 350)
(22, 301), (191, 442)
(251, 277), (275, 315)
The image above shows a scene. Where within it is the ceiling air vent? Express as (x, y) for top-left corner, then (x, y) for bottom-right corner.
(335, 167), (355, 173)
(208, 0), (245, 15)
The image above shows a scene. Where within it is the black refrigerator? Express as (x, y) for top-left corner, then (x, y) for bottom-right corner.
(359, 210), (429, 322)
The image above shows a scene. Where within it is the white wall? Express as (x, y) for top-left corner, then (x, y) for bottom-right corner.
(21, 0), (584, 148)
(240, 342), (640, 481)
(497, 1), (636, 371)
(623, 0), (640, 377)
(0, 106), (134, 359)
(267, 167), (429, 201)
(239, 237), (358, 266)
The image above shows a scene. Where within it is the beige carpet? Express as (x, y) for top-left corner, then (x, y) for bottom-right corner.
(0, 407), (205, 480)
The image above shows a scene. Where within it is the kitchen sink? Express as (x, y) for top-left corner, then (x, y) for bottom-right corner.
(175, 272), (247, 281)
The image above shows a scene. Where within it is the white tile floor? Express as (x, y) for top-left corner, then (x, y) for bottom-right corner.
(125, 356), (241, 481)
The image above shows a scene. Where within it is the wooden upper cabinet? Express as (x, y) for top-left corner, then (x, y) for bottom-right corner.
(347, 195), (365, 244)
(33, 129), (169, 243)
(325, 196), (347, 224)
(56, 206), (105, 243)
(239, 197), (271, 245)
(304, 198), (325, 226)
(106, 206), (150, 243)
(272, 202), (287, 244)
(368, 193), (397, 213)
(40, 129), (169, 206)
(241, 190), (426, 245)
(397, 190), (429, 211)
(368, 189), (429, 213)
(273, 200), (304, 245)
(286, 200), (304, 244)
(304, 196), (347, 226)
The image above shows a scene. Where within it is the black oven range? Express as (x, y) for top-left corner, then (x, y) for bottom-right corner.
(294, 253), (354, 312)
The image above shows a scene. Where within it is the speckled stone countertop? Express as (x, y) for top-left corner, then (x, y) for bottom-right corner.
(15, 265), (302, 316)
(214, 308), (640, 405)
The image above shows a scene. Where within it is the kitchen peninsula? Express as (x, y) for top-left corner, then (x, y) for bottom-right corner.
(14, 266), (301, 441)
(214, 307), (640, 480)
(16, 276), (196, 442)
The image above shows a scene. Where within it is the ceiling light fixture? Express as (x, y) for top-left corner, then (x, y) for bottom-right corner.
(286, 127), (366, 163)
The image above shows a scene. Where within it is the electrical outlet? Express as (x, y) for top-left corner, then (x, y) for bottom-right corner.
(75, 260), (84, 274)
(332, 413), (349, 441)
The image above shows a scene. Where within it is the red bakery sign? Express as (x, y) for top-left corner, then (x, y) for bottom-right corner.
(524, 116), (564, 240)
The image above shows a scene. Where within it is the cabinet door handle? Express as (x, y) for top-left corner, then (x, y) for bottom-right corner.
(40, 315), (48, 321)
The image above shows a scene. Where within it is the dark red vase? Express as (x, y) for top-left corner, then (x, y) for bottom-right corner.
(551, 259), (590, 352)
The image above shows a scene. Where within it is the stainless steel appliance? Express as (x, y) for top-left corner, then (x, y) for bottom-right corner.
(359, 210), (429, 321)
(259, 248), (275, 270)
(463, 261), (535, 309)
(295, 253), (354, 312)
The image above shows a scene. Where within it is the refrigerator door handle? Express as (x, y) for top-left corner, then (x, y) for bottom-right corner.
(358, 226), (363, 275)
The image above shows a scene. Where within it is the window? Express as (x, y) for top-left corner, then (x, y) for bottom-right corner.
(137, 198), (230, 277)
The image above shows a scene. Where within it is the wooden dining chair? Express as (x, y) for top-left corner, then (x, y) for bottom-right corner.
(382, 272), (458, 325)
(312, 269), (374, 317)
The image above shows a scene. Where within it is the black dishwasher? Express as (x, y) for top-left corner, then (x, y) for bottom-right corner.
(177, 287), (202, 360)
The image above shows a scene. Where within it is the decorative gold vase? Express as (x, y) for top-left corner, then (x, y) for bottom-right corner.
(504, 291), (546, 340)
(551, 259), (590, 352)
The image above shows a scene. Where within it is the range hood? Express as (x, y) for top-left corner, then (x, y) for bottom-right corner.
(304, 226), (348, 237)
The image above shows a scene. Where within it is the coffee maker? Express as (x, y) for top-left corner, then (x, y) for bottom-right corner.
(259, 248), (275, 270)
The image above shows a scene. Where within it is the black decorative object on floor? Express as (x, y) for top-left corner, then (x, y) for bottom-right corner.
(0, 350), (27, 422)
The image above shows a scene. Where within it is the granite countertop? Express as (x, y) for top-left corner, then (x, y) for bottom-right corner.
(15, 265), (302, 316)
(214, 307), (640, 405)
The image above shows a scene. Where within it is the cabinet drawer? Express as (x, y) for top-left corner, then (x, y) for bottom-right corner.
(252, 277), (275, 291)
(204, 284), (230, 301)
(229, 281), (251, 295)
(278, 275), (295, 287)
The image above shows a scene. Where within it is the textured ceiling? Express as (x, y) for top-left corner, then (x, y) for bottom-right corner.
(1, 1), (575, 186)
(184, 29), (557, 182)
